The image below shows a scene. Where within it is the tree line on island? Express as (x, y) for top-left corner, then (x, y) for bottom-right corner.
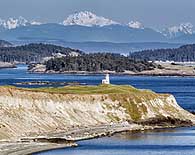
(0, 43), (82, 63)
(1, 41), (195, 64)
(3, 41), (195, 73)
(44, 53), (160, 73)
(129, 44), (195, 62)
(0, 41), (161, 73)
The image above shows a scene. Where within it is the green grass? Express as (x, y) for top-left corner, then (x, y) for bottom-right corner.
(2, 84), (160, 97)
(11, 84), (150, 95)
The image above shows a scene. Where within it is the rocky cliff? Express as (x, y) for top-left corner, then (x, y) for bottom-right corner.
(0, 85), (194, 140)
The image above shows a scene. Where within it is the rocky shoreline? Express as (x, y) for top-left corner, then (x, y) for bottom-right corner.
(0, 121), (193, 155)
(0, 123), (140, 155)
(0, 62), (16, 69)
(28, 62), (195, 77)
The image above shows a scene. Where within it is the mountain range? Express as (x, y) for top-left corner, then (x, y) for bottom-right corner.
(0, 11), (195, 53)
(0, 40), (12, 47)
(0, 16), (41, 30)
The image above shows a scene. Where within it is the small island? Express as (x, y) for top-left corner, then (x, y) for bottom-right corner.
(0, 42), (194, 76)
(28, 53), (161, 74)
(0, 84), (194, 154)
(27, 47), (195, 77)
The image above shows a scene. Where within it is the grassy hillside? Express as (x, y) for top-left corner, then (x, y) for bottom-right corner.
(15, 84), (154, 95)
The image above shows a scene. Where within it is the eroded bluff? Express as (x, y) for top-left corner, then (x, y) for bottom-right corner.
(0, 85), (194, 140)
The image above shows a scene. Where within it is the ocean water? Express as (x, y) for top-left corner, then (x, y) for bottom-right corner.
(35, 127), (195, 155)
(1, 64), (195, 111)
(2, 65), (195, 155)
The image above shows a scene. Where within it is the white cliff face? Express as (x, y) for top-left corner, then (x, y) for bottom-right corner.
(62, 11), (119, 27)
(0, 89), (127, 140)
(0, 87), (194, 140)
(139, 95), (194, 120)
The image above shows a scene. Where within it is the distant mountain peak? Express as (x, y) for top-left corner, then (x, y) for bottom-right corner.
(0, 16), (41, 30)
(0, 40), (12, 47)
(62, 11), (119, 27)
(162, 23), (194, 38)
(128, 21), (144, 29)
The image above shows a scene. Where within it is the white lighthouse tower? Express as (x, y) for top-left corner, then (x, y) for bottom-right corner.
(102, 74), (110, 84)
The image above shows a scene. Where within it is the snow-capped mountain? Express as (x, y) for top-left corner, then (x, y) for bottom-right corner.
(162, 23), (194, 39)
(0, 11), (195, 44)
(0, 16), (41, 30)
(128, 21), (144, 29)
(62, 11), (119, 27)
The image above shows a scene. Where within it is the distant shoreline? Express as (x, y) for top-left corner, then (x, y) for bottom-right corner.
(28, 62), (195, 77)
(0, 62), (16, 69)
(28, 70), (195, 77)
(29, 71), (195, 77)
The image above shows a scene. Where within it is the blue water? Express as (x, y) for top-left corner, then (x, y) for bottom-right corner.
(2, 64), (195, 111)
(36, 127), (195, 155)
(2, 65), (195, 155)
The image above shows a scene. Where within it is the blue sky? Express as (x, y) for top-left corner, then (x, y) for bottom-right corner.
(0, 0), (195, 29)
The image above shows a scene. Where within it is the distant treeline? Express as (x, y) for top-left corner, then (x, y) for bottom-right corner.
(0, 43), (82, 63)
(129, 44), (195, 62)
(45, 53), (159, 73)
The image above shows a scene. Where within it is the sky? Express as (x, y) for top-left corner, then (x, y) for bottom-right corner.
(0, 0), (195, 29)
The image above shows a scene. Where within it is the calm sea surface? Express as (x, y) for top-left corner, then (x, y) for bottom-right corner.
(35, 127), (195, 155)
(2, 65), (195, 155)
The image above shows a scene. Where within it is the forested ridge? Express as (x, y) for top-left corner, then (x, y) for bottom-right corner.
(129, 44), (195, 62)
(0, 43), (82, 63)
(0, 41), (162, 72)
(44, 53), (160, 73)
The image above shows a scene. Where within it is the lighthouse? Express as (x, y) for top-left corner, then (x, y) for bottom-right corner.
(102, 74), (110, 84)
